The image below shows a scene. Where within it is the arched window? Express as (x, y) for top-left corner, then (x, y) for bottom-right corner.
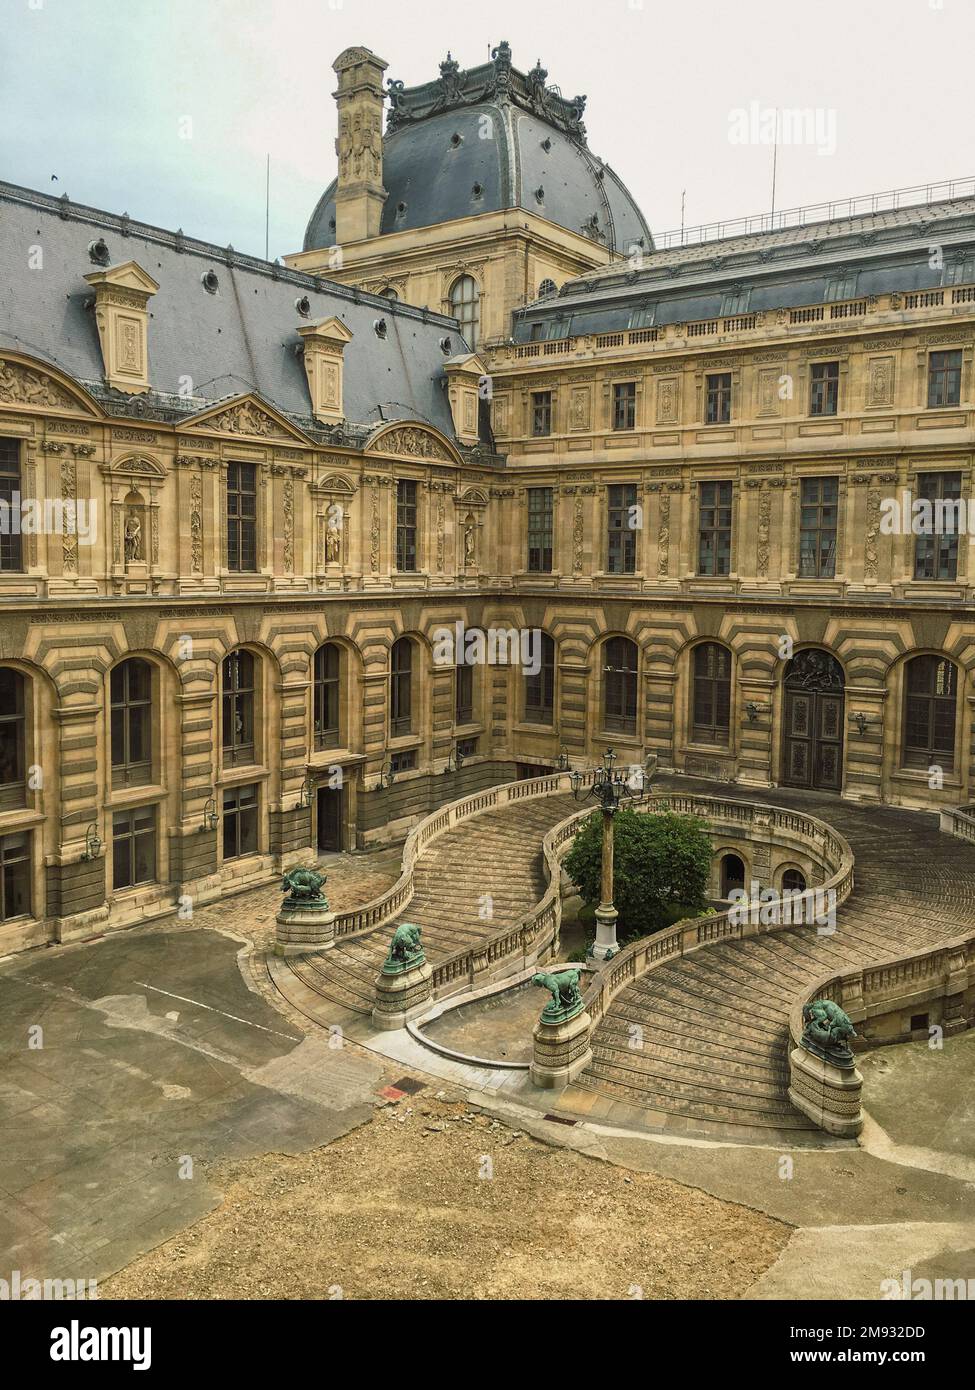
(903, 655), (957, 770)
(0, 669), (25, 808)
(449, 274), (480, 345)
(538, 278), (557, 298)
(313, 644), (341, 750)
(781, 868), (807, 894)
(524, 633), (555, 725)
(110, 658), (152, 787)
(721, 853), (746, 898)
(222, 650), (256, 766)
(603, 636), (638, 735)
(692, 643), (731, 745)
(390, 638), (414, 737)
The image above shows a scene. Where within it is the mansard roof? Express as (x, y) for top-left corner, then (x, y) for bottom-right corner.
(0, 181), (465, 437)
(513, 190), (975, 341)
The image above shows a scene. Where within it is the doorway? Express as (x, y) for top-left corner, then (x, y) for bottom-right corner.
(720, 853), (746, 898)
(781, 649), (845, 791)
(317, 785), (343, 853)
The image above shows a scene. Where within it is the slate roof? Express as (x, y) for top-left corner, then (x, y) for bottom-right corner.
(513, 192), (975, 341)
(0, 181), (466, 435)
(304, 45), (651, 257)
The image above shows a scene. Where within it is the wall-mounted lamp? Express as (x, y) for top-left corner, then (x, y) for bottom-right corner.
(81, 821), (102, 861)
(556, 746), (570, 772)
(297, 776), (314, 810)
(201, 795), (219, 833)
(852, 711), (870, 736)
(379, 761), (396, 790)
(444, 744), (466, 775)
(745, 702), (770, 723)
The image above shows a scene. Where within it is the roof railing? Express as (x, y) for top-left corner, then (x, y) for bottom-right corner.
(654, 175), (975, 250)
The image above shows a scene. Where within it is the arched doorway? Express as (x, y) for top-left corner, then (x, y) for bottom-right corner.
(720, 853), (746, 898)
(781, 649), (844, 791)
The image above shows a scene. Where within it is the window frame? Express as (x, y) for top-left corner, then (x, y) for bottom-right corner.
(705, 372), (732, 425)
(0, 668), (26, 810)
(902, 654), (958, 771)
(798, 476), (839, 579)
(606, 482), (637, 575)
(698, 480), (733, 576)
(112, 805), (157, 891)
(531, 391), (552, 437)
(602, 636), (638, 735)
(913, 471), (962, 581)
(809, 360), (840, 417)
(390, 637), (414, 737)
(313, 643), (341, 750)
(0, 438), (24, 573)
(526, 486), (554, 573)
(927, 350), (962, 409)
(226, 461), (258, 573)
(0, 830), (31, 922)
(222, 782), (259, 860)
(612, 381), (637, 432)
(524, 632), (555, 725)
(691, 642), (732, 746)
(110, 658), (153, 788)
(395, 479), (418, 573)
(222, 649), (256, 767)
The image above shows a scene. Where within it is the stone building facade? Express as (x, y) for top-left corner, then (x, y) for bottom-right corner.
(1, 42), (974, 954)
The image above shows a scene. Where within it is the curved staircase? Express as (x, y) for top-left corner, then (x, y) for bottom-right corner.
(269, 793), (575, 1025)
(568, 781), (975, 1138)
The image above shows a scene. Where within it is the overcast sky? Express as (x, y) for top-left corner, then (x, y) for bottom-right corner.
(2, 0), (972, 260)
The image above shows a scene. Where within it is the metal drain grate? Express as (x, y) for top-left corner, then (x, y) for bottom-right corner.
(389, 1075), (425, 1095)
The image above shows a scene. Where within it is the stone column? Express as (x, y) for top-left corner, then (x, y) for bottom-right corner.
(591, 806), (619, 960)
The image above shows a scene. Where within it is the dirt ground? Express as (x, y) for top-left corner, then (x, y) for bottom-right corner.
(102, 1096), (790, 1301)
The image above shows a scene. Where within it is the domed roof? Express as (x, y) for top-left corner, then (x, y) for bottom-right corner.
(304, 42), (652, 256)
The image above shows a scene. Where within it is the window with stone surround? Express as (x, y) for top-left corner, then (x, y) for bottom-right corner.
(531, 391), (552, 437)
(222, 783), (259, 860)
(902, 654), (957, 771)
(226, 461), (257, 572)
(0, 668), (25, 810)
(313, 643), (341, 750)
(112, 805), (156, 890)
(913, 472), (962, 580)
(524, 632), (555, 724)
(396, 479), (418, 572)
(527, 486), (554, 573)
(798, 477), (838, 578)
(698, 481), (733, 575)
(603, 635), (638, 735)
(612, 381), (636, 431)
(222, 649), (256, 767)
(927, 350), (962, 408)
(0, 831), (30, 921)
(809, 361), (839, 416)
(607, 483), (637, 574)
(705, 372), (732, 424)
(390, 637), (413, 736)
(692, 642), (731, 745)
(110, 658), (152, 788)
(0, 438), (23, 573)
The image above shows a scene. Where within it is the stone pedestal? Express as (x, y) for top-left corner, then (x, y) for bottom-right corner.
(274, 906), (336, 956)
(591, 904), (619, 960)
(531, 1009), (593, 1089)
(788, 1045), (863, 1138)
(372, 958), (434, 1030)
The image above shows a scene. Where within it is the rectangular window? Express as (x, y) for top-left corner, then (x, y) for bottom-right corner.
(809, 361), (840, 416)
(526, 487), (554, 573)
(705, 373), (732, 424)
(914, 471), (962, 580)
(0, 438), (24, 573)
(0, 831), (31, 921)
(456, 661), (474, 724)
(112, 806), (156, 891)
(524, 635), (555, 725)
(226, 462), (257, 572)
(396, 479), (418, 572)
(612, 381), (636, 431)
(389, 749), (416, 774)
(531, 391), (552, 437)
(457, 737), (478, 759)
(927, 350), (962, 408)
(798, 477), (839, 578)
(607, 483), (637, 575)
(223, 783), (259, 860)
(698, 481), (733, 575)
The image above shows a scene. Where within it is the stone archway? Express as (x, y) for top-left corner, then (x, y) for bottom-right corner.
(781, 649), (845, 791)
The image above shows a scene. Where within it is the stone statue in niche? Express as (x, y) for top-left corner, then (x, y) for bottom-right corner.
(325, 524), (341, 563)
(124, 513), (142, 562)
(463, 512), (476, 567)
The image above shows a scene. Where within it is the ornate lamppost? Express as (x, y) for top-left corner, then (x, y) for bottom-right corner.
(570, 749), (650, 960)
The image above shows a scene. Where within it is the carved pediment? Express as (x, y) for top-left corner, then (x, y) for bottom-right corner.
(312, 472), (357, 495)
(101, 454), (167, 478)
(188, 394), (309, 443)
(366, 422), (460, 463)
(0, 357), (98, 415)
(459, 486), (489, 506)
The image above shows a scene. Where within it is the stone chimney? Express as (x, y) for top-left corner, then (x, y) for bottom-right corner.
(332, 46), (388, 245)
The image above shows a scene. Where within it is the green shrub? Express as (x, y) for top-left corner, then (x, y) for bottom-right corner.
(563, 808), (712, 939)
